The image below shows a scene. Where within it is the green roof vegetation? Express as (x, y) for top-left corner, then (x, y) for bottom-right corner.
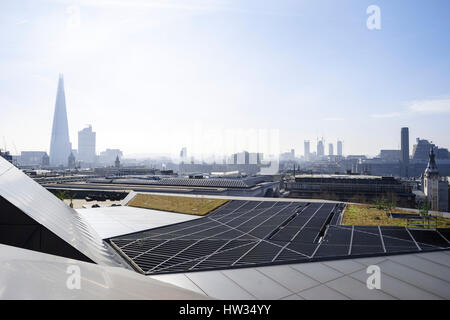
(342, 204), (450, 229)
(127, 194), (229, 216)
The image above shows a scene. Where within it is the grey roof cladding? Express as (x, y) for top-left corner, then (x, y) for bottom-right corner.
(89, 176), (272, 188)
(0, 156), (124, 267)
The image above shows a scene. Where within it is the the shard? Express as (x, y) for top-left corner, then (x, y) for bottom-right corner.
(49, 74), (71, 166)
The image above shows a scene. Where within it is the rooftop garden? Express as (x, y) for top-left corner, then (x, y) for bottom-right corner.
(342, 201), (450, 229)
(127, 194), (229, 216)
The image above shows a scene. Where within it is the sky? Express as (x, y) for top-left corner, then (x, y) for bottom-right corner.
(1, 0), (450, 160)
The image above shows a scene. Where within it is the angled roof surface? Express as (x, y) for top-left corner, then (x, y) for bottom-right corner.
(0, 244), (207, 300)
(0, 156), (122, 267)
(77, 206), (201, 239)
(151, 250), (450, 300)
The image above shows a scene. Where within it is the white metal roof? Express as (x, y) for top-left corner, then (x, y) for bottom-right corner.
(77, 206), (201, 239)
(150, 251), (450, 300)
(0, 244), (207, 300)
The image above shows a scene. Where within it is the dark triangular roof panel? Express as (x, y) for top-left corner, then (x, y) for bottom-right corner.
(0, 156), (122, 266)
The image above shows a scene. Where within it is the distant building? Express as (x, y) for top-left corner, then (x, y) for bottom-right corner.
(379, 150), (401, 161)
(98, 149), (123, 166)
(436, 148), (449, 159)
(236, 151), (247, 164)
(180, 147), (187, 161)
(412, 138), (435, 161)
(346, 155), (367, 161)
(248, 153), (258, 164)
(400, 127), (409, 177)
(86, 175), (280, 198)
(423, 148), (443, 211)
(115, 155), (120, 168)
(68, 152), (76, 169)
(337, 140), (343, 157)
(49, 74), (72, 166)
(280, 149), (295, 161)
(304, 141), (310, 161)
(179, 163), (262, 176)
(41, 153), (50, 166)
(78, 125), (96, 166)
(328, 143), (334, 156)
(286, 174), (416, 208)
(20, 151), (48, 166)
(0, 150), (13, 163)
(231, 151), (262, 165)
(317, 140), (324, 157)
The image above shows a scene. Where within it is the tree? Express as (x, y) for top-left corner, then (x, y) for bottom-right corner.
(55, 190), (68, 201)
(54, 190), (76, 208)
(419, 200), (430, 217)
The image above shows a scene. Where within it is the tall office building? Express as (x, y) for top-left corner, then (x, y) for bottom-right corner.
(49, 74), (72, 166)
(317, 139), (325, 157)
(78, 125), (96, 166)
(304, 141), (310, 161)
(337, 140), (343, 156)
(328, 143), (334, 156)
(401, 127), (409, 177)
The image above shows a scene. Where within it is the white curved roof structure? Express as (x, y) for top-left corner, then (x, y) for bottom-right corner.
(0, 156), (122, 267)
(0, 244), (206, 300)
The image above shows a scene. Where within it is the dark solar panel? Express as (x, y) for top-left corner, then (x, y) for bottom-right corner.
(409, 229), (449, 248)
(437, 229), (450, 243)
(109, 199), (450, 275)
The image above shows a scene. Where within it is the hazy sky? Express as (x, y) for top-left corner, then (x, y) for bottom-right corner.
(1, 0), (450, 159)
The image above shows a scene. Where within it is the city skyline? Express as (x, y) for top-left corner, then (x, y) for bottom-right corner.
(1, 1), (450, 157)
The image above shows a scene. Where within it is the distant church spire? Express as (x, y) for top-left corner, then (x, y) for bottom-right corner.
(425, 147), (439, 177)
(49, 74), (71, 166)
(423, 147), (440, 211)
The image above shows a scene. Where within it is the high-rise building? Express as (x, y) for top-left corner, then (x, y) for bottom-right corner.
(337, 140), (343, 156)
(49, 74), (72, 166)
(304, 141), (310, 161)
(317, 139), (324, 157)
(78, 125), (96, 166)
(328, 143), (334, 156)
(236, 151), (248, 164)
(401, 127), (409, 177)
(412, 138), (435, 161)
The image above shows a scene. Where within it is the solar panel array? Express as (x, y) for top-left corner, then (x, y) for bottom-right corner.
(109, 200), (450, 275)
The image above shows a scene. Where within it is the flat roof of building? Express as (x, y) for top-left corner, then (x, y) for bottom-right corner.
(294, 174), (387, 180)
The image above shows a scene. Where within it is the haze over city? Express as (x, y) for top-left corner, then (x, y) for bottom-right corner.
(2, 0), (450, 303)
(1, 0), (450, 158)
